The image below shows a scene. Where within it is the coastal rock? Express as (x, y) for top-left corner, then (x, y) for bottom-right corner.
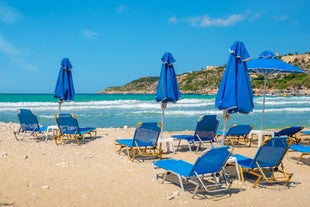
(98, 52), (309, 95)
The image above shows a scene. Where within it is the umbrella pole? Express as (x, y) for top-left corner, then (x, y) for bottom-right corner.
(261, 75), (267, 130)
(58, 101), (63, 114)
(160, 102), (167, 138)
(221, 110), (230, 146)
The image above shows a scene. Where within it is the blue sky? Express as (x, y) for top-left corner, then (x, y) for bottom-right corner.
(0, 0), (309, 93)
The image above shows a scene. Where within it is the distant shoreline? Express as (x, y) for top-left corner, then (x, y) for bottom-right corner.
(0, 90), (309, 97)
(97, 90), (310, 96)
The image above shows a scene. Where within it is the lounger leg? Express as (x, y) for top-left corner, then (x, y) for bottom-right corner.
(152, 164), (158, 181)
(188, 141), (192, 152)
(250, 170), (262, 188)
(44, 130), (49, 141)
(248, 137), (252, 147)
(125, 147), (131, 160)
(176, 140), (182, 151)
(210, 141), (214, 148)
(194, 172), (209, 195)
(226, 157), (241, 181)
(285, 173), (294, 186)
(192, 184), (200, 198)
(162, 172), (168, 184)
(131, 148), (137, 161)
(116, 145), (124, 155)
(239, 166), (245, 184)
(54, 132), (63, 145)
(195, 144), (201, 153)
(215, 137), (220, 146)
(75, 136), (80, 145)
(177, 174), (185, 193)
(297, 153), (305, 163)
(235, 163), (241, 181)
(13, 128), (22, 141)
(187, 177), (200, 198)
(221, 168), (231, 187)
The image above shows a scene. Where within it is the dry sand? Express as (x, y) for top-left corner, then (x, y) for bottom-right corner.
(0, 122), (309, 207)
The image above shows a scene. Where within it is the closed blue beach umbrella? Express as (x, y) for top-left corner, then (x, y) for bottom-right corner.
(215, 41), (254, 145)
(156, 52), (181, 135)
(247, 51), (305, 130)
(54, 58), (75, 113)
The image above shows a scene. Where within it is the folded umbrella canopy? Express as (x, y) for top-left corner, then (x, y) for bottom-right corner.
(54, 58), (75, 113)
(215, 41), (254, 145)
(247, 51), (305, 130)
(155, 52), (181, 136)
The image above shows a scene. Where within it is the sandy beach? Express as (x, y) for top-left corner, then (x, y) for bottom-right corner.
(0, 122), (309, 207)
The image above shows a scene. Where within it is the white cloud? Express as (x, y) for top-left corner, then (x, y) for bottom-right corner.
(168, 17), (177, 24)
(0, 35), (37, 71)
(253, 12), (262, 20)
(273, 15), (288, 21)
(0, 35), (21, 56)
(116, 5), (127, 13)
(169, 13), (246, 27)
(81, 28), (100, 40)
(0, 3), (21, 24)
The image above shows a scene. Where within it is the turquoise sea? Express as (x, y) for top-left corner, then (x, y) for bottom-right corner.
(0, 93), (309, 131)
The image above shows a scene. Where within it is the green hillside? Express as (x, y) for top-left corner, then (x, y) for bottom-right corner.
(99, 52), (310, 95)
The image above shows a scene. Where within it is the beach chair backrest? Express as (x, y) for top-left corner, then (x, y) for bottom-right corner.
(250, 137), (289, 168)
(193, 115), (219, 142)
(191, 146), (232, 176)
(133, 122), (162, 147)
(17, 109), (41, 132)
(55, 113), (80, 135)
(274, 126), (304, 137)
(226, 124), (252, 136)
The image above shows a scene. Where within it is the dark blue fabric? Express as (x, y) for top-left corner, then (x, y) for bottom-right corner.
(115, 122), (161, 147)
(226, 125), (252, 136)
(232, 137), (289, 169)
(17, 109), (47, 132)
(172, 114), (219, 143)
(54, 58), (75, 101)
(274, 126), (303, 137)
(155, 52), (181, 103)
(215, 41), (254, 114)
(193, 146), (231, 175)
(56, 113), (95, 135)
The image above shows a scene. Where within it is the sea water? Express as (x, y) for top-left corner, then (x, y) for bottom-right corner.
(0, 94), (309, 131)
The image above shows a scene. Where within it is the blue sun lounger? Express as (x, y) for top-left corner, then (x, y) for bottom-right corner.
(232, 137), (293, 187)
(14, 109), (48, 141)
(114, 122), (162, 161)
(301, 130), (310, 135)
(55, 113), (97, 145)
(153, 146), (232, 198)
(290, 144), (310, 163)
(225, 124), (253, 146)
(274, 126), (304, 143)
(172, 114), (220, 152)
